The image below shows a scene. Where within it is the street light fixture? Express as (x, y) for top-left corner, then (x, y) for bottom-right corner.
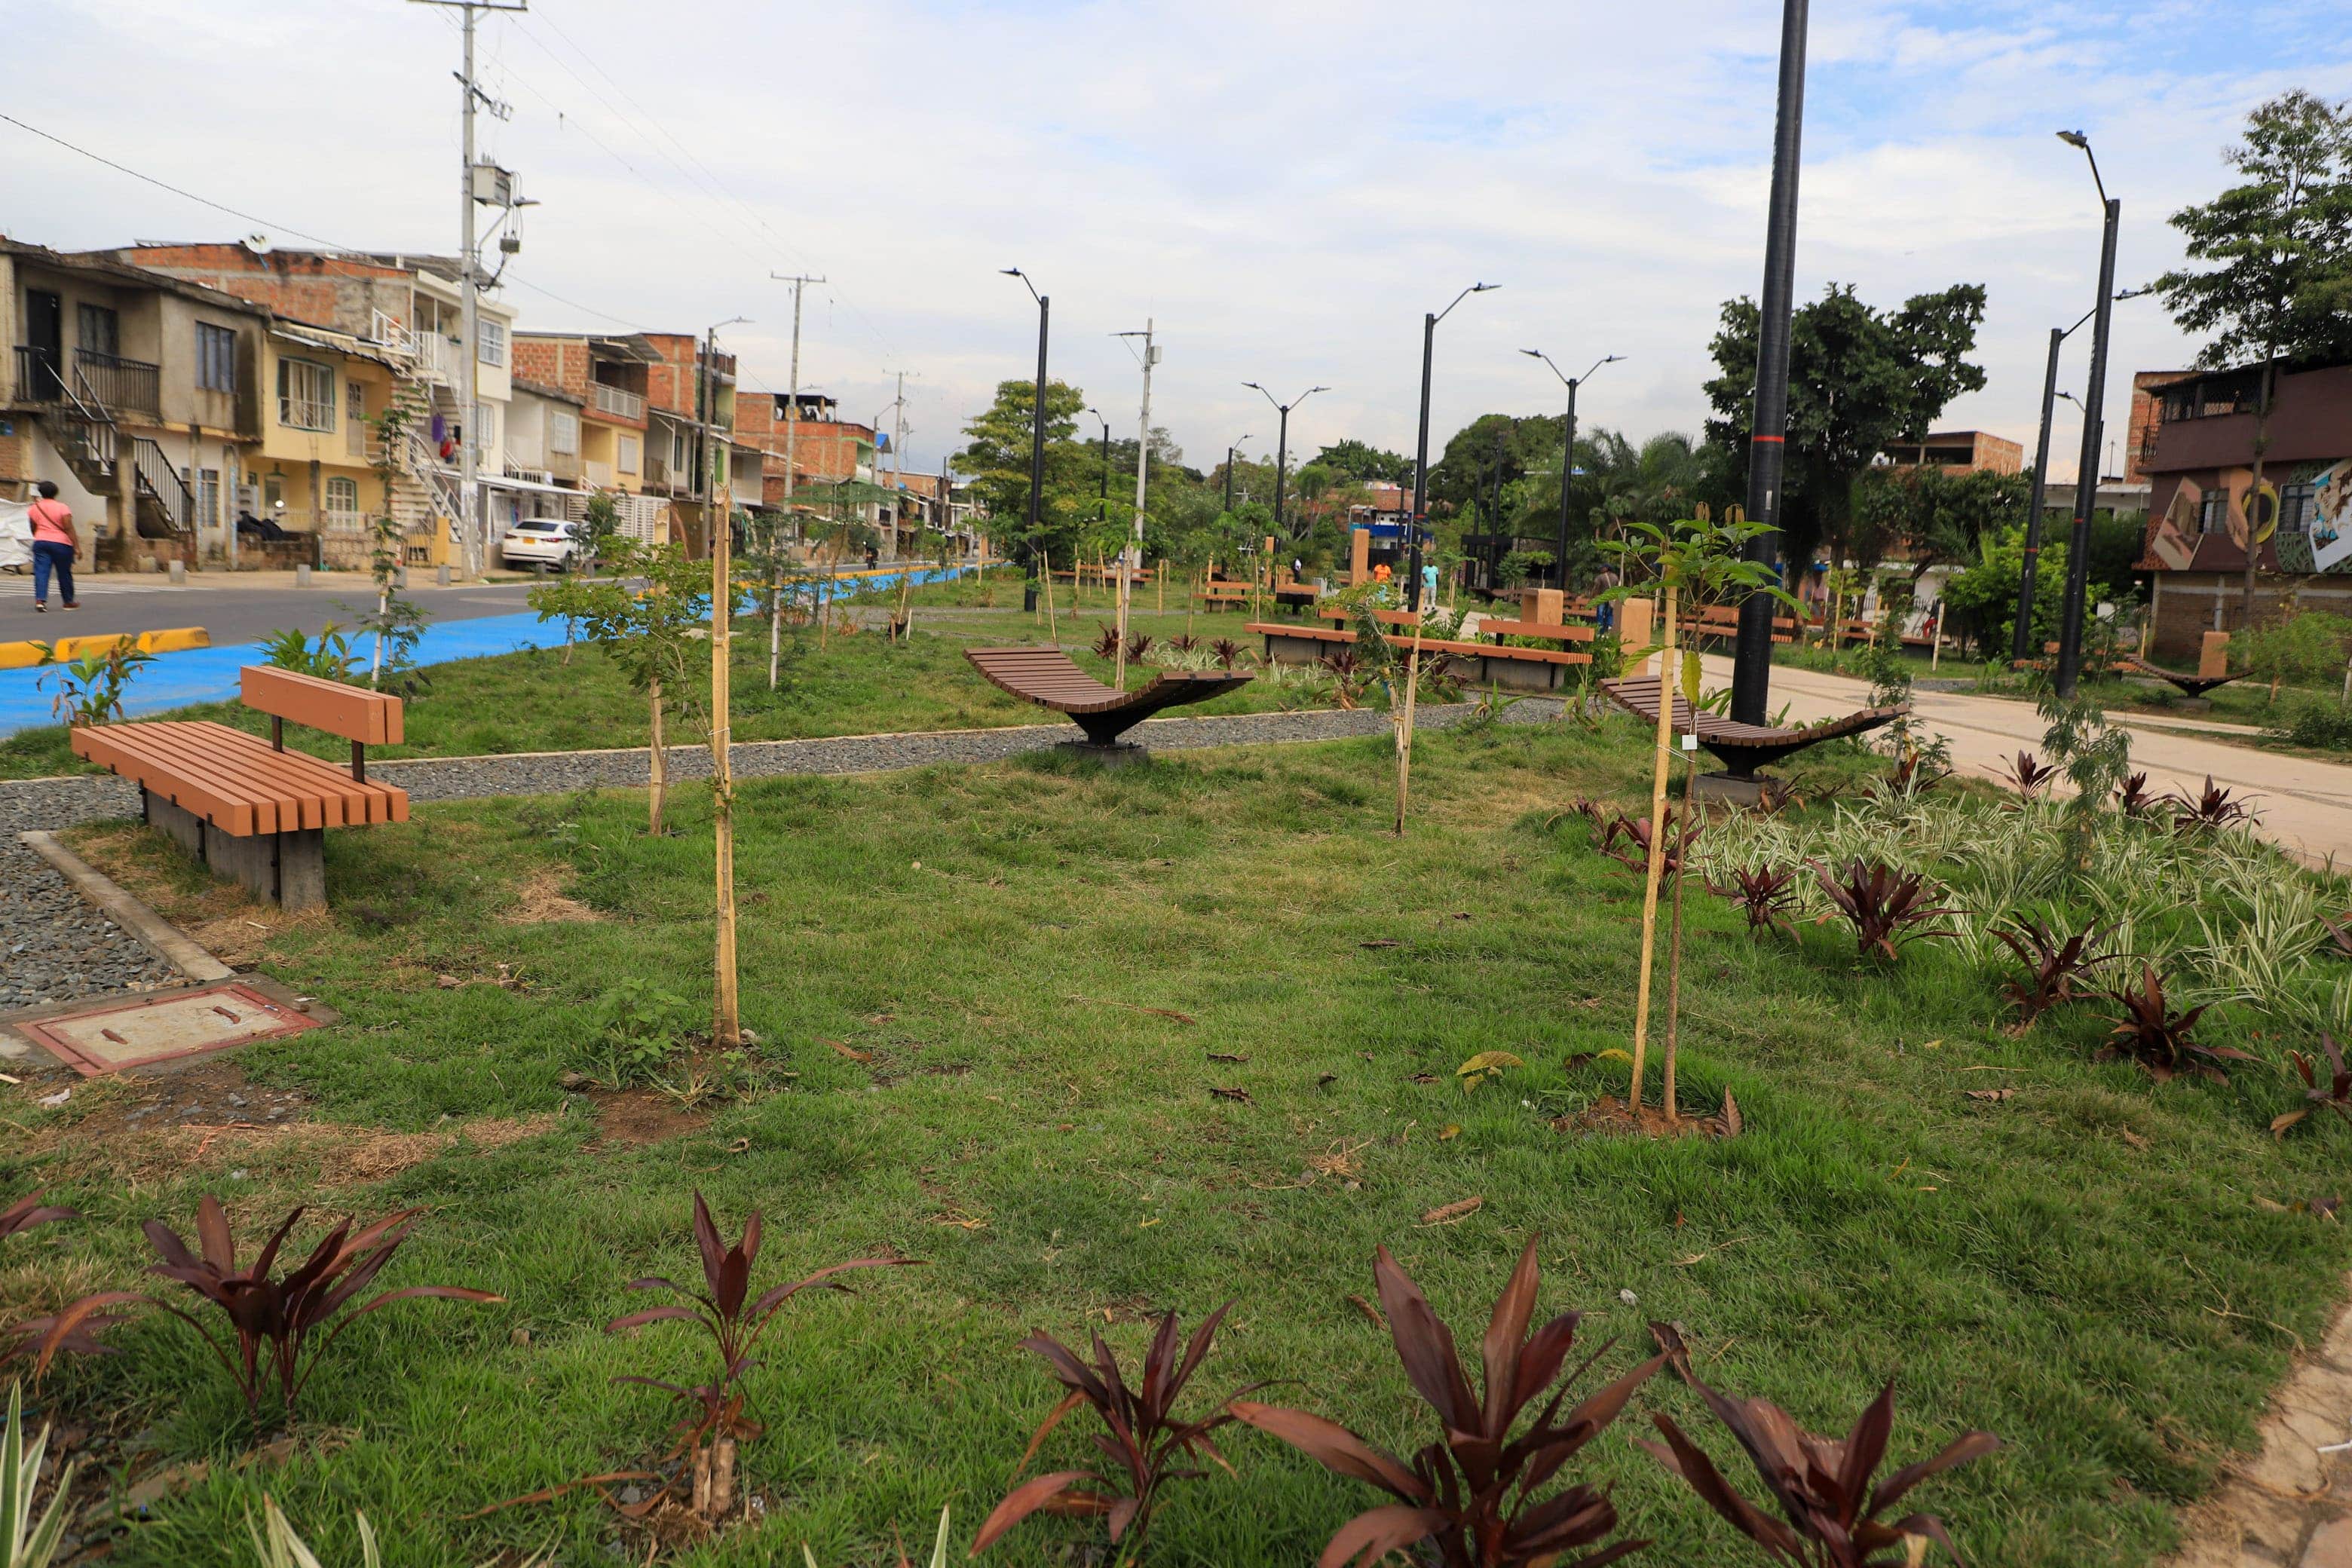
(2052, 132), (2122, 697)
(2012, 286), (2147, 663)
(1087, 406), (1112, 524)
(1223, 433), (1253, 516)
(1521, 350), (1623, 592)
(1243, 381), (1328, 548)
(1409, 283), (1499, 610)
(1002, 268), (1049, 612)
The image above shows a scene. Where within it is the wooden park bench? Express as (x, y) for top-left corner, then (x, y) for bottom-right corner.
(2119, 653), (2244, 698)
(1199, 581), (1252, 608)
(1687, 604), (1796, 645)
(70, 666), (409, 911)
(1600, 675), (1906, 783)
(965, 646), (1252, 749)
(1477, 618), (1598, 654)
(1253, 618), (1588, 692)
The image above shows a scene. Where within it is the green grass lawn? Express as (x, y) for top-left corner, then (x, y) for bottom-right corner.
(0, 596), (1312, 781)
(11, 718), (2350, 1566)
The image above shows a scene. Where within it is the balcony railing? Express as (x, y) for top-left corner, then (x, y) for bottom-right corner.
(592, 382), (645, 421)
(12, 345), (62, 403)
(75, 348), (161, 417)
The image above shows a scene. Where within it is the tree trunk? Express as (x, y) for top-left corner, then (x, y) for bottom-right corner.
(1628, 585), (1678, 1113)
(1662, 736), (1701, 1126)
(647, 677), (667, 836)
(2243, 356), (2276, 629)
(712, 526), (740, 1049)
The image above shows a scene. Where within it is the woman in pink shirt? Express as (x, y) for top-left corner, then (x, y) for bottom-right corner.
(27, 480), (78, 611)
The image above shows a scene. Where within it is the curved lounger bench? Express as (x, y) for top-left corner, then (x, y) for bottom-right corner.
(966, 647), (1252, 747)
(2121, 654), (2244, 699)
(1600, 675), (1906, 781)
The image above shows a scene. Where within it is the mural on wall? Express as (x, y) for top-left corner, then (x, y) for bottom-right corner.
(2151, 479), (2200, 570)
(2271, 458), (2352, 574)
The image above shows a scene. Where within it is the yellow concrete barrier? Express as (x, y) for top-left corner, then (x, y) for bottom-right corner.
(0, 626), (209, 669)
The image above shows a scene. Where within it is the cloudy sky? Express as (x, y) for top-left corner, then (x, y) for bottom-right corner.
(8, 1), (2347, 482)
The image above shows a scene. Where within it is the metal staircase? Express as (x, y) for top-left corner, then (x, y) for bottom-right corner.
(42, 366), (196, 544)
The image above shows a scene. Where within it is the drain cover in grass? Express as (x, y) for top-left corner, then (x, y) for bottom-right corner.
(17, 983), (320, 1076)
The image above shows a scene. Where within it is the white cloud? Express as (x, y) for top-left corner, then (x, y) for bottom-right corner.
(3, 0), (2344, 481)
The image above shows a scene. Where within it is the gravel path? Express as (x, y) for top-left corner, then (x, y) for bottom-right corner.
(0, 698), (1566, 1009)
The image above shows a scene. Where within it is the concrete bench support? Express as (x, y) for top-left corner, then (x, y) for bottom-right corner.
(145, 789), (327, 911)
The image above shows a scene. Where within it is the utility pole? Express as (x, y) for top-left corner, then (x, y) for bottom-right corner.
(1224, 437), (1250, 516)
(886, 369), (908, 562)
(410, 0), (524, 580)
(767, 272), (822, 686)
(2055, 131), (2122, 698)
(1113, 322), (1158, 688)
(1002, 270), (1048, 613)
(1729, 0), (1809, 725)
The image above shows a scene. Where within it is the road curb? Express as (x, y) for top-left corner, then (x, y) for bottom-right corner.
(17, 830), (233, 983)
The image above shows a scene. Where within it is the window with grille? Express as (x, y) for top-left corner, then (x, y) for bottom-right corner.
(325, 476), (360, 517)
(550, 411), (579, 455)
(195, 323), (236, 391)
(2280, 482), (2317, 536)
(618, 434), (640, 472)
(78, 303), (119, 358)
(277, 358), (335, 431)
(2197, 490), (2231, 534)
(478, 320), (507, 367)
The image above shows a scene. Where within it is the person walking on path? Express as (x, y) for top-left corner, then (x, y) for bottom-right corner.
(28, 482), (78, 612)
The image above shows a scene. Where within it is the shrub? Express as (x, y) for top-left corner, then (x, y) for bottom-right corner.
(2167, 776), (2259, 833)
(1990, 917), (2115, 1031)
(2001, 751), (2056, 801)
(1711, 864), (1802, 940)
(1233, 1239), (1661, 1568)
(36, 644), (155, 727)
(2235, 611), (2352, 700)
(2273, 1034), (2352, 1138)
(973, 1304), (1252, 1560)
(2099, 964), (2252, 1083)
(38, 1197), (498, 1429)
(259, 624), (358, 683)
(1091, 624), (1122, 660)
(2267, 694), (2352, 751)
(1810, 859), (1958, 963)
(1640, 1325), (1999, 1568)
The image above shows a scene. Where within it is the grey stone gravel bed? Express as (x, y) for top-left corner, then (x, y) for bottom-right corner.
(0, 697), (1563, 1009)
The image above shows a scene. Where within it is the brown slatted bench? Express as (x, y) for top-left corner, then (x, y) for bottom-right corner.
(1600, 675), (1906, 782)
(2120, 654), (2245, 698)
(71, 666), (409, 911)
(1478, 618), (1598, 652)
(1688, 603), (1796, 645)
(965, 646), (1252, 749)
(1255, 617), (1590, 691)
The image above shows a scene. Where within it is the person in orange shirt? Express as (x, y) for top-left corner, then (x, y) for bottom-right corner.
(27, 481), (79, 611)
(1371, 561), (1392, 585)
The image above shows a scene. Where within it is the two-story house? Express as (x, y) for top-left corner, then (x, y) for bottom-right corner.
(511, 330), (674, 544)
(1, 237), (270, 569)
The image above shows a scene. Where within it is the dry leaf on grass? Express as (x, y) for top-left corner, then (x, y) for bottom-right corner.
(1359, 939), (1404, 949)
(823, 1039), (872, 1062)
(1207, 1052), (1250, 1064)
(1210, 1086), (1253, 1105)
(1069, 995), (1197, 1024)
(1419, 1196), (1483, 1227)
(2120, 1127), (2151, 1150)
(1438, 1124), (1461, 1141)
(1347, 1293), (1386, 1329)
(1964, 1088), (2017, 1102)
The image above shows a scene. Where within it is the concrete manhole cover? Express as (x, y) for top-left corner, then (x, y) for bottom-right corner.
(14, 983), (321, 1076)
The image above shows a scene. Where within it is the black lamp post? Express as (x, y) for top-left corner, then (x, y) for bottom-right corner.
(1087, 406), (1111, 524)
(1244, 382), (1327, 547)
(2053, 130), (2121, 698)
(2013, 286), (2145, 663)
(1410, 283), (1499, 611)
(1521, 349), (1622, 590)
(1223, 433), (1252, 516)
(1002, 268), (1048, 613)
(1729, 0), (1810, 726)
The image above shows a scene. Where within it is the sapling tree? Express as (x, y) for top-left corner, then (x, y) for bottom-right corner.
(541, 539), (708, 835)
(361, 402), (431, 688)
(1603, 507), (1799, 1120)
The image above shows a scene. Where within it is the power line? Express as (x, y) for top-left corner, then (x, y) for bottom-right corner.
(0, 112), (363, 255)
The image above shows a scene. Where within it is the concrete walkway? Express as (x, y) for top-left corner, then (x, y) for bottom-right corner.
(1711, 655), (2352, 868)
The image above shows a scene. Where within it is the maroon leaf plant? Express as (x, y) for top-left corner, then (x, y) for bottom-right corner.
(1232, 1239), (1663, 1568)
(972, 1302), (1260, 1561)
(1, 1191), (106, 1369)
(2273, 1034), (2352, 1138)
(608, 1191), (917, 1453)
(1711, 864), (1803, 941)
(2099, 964), (2253, 1083)
(1809, 859), (1958, 963)
(1125, 631), (1156, 662)
(38, 1196), (500, 1428)
(2001, 751), (2056, 801)
(2167, 776), (2258, 832)
(1639, 1325), (2000, 1566)
(1989, 916), (2114, 1031)
(1092, 624), (1123, 660)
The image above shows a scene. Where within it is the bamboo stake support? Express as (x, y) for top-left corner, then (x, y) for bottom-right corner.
(711, 507), (740, 1049)
(647, 675), (667, 835)
(1394, 614), (1425, 835)
(1627, 583), (1678, 1112)
(1040, 546), (1058, 640)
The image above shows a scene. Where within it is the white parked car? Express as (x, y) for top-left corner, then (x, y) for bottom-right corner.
(501, 518), (580, 571)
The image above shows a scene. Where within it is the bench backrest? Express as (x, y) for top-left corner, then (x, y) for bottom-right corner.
(240, 666), (404, 746)
(1478, 619), (1596, 645)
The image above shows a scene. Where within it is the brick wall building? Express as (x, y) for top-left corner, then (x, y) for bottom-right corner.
(2135, 359), (2352, 657)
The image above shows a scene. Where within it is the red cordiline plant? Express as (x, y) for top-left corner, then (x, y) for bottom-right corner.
(1989, 917), (2114, 1031)
(1233, 1239), (1662, 1568)
(1638, 1325), (2000, 1567)
(2099, 964), (2253, 1083)
(2274, 1034), (2352, 1137)
(972, 1303), (1257, 1561)
(1809, 859), (1958, 964)
(2, 1191), (104, 1368)
(2001, 752), (2056, 801)
(608, 1191), (917, 1453)
(38, 1197), (498, 1427)
(1710, 865), (1803, 941)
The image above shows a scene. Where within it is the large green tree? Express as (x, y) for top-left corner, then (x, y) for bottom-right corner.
(1849, 464), (2032, 579)
(1312, 439), (1414, 483)
(2154, 90), (2352, 622)
(1704, 281), (1989, 571)
(953, 378), (1095, 575)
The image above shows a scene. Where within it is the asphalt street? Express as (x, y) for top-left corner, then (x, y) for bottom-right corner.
(0, 570), (546, 648)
